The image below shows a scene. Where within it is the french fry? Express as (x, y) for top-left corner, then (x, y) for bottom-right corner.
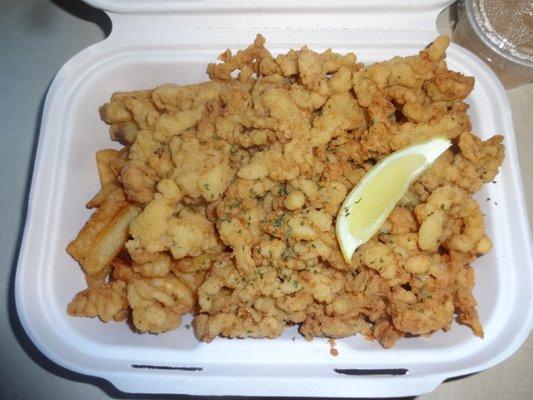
(86, 182), (120, 209)
(86, 149), (121, 209)
(84, 265), (110, 288)
(95, 149), (120, 185)
(67, 189), (141, 276)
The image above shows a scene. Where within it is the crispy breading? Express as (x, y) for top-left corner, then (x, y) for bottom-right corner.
(67, 35), (504, 347)
(127, 273), (195, 334)
(67, 280), (129, 322)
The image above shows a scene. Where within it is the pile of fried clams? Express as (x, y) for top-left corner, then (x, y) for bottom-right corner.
(67, 35), (504, 348)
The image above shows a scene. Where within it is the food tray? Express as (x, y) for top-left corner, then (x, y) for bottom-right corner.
(15, 0), (533, 397)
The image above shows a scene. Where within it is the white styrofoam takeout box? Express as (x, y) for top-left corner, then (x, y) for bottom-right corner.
(15, 0), (533, 397)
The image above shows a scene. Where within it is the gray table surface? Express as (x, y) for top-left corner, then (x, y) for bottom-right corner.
(1, 1), (531, 399)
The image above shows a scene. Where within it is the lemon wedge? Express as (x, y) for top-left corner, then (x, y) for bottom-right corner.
(336, 136), (451, 263)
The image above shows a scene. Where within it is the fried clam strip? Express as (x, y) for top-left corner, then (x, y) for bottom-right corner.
(190, 35), (495, 346)
(68, 252), (206, 333)
(67, 34), (504, 347)
(112, 254), (205, 333)
(67, 280), (129, 322)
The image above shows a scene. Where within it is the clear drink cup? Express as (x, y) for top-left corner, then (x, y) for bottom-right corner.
(453, 0), (533, 88)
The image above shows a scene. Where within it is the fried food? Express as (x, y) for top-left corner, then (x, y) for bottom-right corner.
(67, 187), (141, 276)
(66, 34), (504, 347)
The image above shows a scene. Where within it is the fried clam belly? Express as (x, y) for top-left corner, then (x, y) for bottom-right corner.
(308, 179), (492, 347)
(355, 185), (491, 345)
(99, 79), (227, 205)
(192, 36), (501, 345)
(345, 36), (501, 344)
(418, 132), (504, 195)
(341, 218), (457, 346)
(109, 254), (209, 333)
(191, 166), (368, 342)
(67, 280), (129, 322)
(124, 177), (223, 264)
(352, 35), (478, 161)
(68, 34), (504, 347)
(192, 252), (353, 342)
(67, 251), (205, 333)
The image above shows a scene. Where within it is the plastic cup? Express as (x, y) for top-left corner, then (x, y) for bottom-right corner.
(452, 0), (533, 89)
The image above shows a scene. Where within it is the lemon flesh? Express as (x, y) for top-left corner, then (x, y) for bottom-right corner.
(336, 137), (451, 263)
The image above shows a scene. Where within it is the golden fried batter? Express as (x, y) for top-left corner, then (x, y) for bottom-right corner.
(67, 35), (504, 348)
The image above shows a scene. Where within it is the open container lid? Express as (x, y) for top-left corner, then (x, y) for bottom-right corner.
(15, 0), (533, 397)
(83, 0), (455, 44)
(86, 0), (452, 13)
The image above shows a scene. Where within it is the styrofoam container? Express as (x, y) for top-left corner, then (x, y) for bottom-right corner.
(15, 0), (533, 397)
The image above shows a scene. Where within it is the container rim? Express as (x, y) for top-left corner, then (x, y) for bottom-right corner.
(84, 0), (454, 14)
